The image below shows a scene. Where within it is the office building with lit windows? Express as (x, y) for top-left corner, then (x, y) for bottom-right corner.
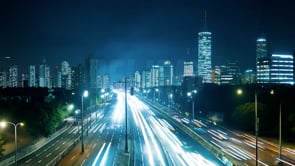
(151, 65), (159, 87)
(256, 37), (267, 59)
(198, 31), (212, 83)
(257, 53), (294, 85)
(184, 61), (194, 77)
(29, 65), (36, 87)
(256, 36), (267, 82)
(163, 60), (173, 86)
(270, 54), (294, 85)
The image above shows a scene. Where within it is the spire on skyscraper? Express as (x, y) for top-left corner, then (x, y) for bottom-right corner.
(42, 57), (46, 64)
(204, 9), (207, 31)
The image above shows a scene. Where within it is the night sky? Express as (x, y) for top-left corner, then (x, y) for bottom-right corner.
(1, 0), (295, 79)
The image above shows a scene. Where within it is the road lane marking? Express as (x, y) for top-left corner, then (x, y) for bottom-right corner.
(81, 159), (86, 166)
(71, 155), (76, 160)
(25, 159), (32, 163)
(92, 143), (97, 149)
(46, 153), (52, 158)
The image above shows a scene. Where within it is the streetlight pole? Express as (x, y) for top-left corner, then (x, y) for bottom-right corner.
(124, 77), (128, 153)
(0, 121), (23, 166)
(279, 103), (282, 160)
(255, 90), (258, 166)
(81, 90), (88, 153)
(192, 100), (195, 120)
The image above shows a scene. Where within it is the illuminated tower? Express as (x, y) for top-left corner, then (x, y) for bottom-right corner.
(29, 65), (36, 87)
(163, 60), (173, 86)
(256, 37), (267, 60)
(198, 10), (212, 83)
(184, 61), (194, 77)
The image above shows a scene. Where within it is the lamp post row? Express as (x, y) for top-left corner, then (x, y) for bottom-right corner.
(0, 121), (24, 166)
(238, 88), (282, 165)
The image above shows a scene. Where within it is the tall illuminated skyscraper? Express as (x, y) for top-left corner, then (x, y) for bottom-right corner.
(184, 61), (194, 77)
(198, 11), (212, 83)
(256, 36), (267, 83)
(256, 37), (267, 60)
(163, 60), (173, 86)
(29, 65), (36, 87)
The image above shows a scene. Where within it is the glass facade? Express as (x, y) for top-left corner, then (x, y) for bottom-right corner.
(257, 54), (294, 85)
(270, 54), (294, 85)
(198, 32), (212, 83)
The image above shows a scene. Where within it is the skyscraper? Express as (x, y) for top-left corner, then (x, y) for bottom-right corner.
(183, 61), (194, 77)
(163, 60), (173, 86)
(29, 65), (36, 87)
(8, 65), (18, 87)
(198, 11), (212, 83)
(270, 54), (294, 85)
(256, 53), (294, 85)
(256, 37), (267, 60)
(39, 58), (50, 88)
(151, 65), (159, 87)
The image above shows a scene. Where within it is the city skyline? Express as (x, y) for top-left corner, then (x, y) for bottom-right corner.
(1, 0), (295, 79)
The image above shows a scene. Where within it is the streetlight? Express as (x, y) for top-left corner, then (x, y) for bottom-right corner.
(81, 90), (88, 153)
(0, 121), (24, 166)
(169, 93), (173, 111)
(187, 90), (197, 120)
(237, 88), (258, 166)
(75, 109), (80, 126)
(270, 89), (282, 160)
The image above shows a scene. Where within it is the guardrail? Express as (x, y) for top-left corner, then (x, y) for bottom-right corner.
(0, 123), (72, 166)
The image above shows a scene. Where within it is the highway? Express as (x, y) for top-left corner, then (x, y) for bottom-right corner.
(161, 102), (295, 166)
(57, 90), (223, 166)
(17, 88), (295, 166)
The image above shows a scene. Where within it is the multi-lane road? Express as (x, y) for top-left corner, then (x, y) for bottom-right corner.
(57, 90), (223, 166)
(15, 89), (295, 166)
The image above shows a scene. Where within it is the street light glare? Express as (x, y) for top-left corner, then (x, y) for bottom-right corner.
(0, 122), (6, 128)
(237, 89), (243, 95)
(83, 90), (89, 97)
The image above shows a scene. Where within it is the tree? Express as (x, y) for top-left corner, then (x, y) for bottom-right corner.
(232, 102), (267, 131)
(0, 135), (5, 157)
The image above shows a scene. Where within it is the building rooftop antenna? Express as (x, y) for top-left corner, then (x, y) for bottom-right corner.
(204, 9), (207, 31)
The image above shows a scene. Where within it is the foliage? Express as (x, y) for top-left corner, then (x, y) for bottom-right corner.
(0, 135), (5, 157)
(289, 112), (295, 134)
(232, 102), (255, 131)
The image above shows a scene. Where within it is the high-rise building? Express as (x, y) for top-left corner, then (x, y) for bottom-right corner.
(39, 58), (50, 88)
(256, 36), (267, 82)
(256, 37), (267, 60)
(71, 64), (84, 90)
(198, 11), (212, 83)
(85, 58), (97, 90)
(61, 61), (72, 90)
(163, 60), (173, 86)
(158, 66), (164, 86)
(29, 65), (36, 87)
(8, 65), (18, 87)
(0, 72), (7, 88)
(134, 71), (141, 89)
(257, 53), (294, 85)
(270, 54), (294, 85)
(141, 71), (151, 89)
(256, 57), (270, 84)
(151, 65), (159, 87)
(184, 61), (194, 77)
(242, 69), (256, 84)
